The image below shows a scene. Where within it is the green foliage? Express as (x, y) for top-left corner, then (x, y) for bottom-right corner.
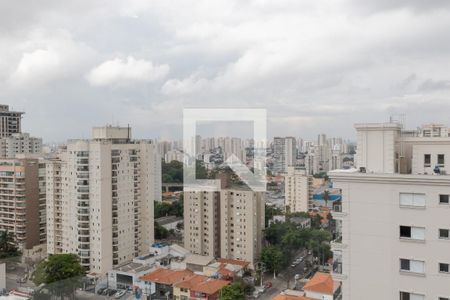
(154, 200), (183, 218)
(220, 283), (245, 300)
(32, 254), (85, 299)
(263, 218), (333, 270)
(154, 222), (169, 240)
(162, 160), (184, 183)
(0, 231), (19, 259)
(265, 204), (283, 227)
(261, 245), (287, 275)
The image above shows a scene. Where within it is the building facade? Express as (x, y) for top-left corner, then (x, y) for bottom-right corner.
(0, 158), (40, 249)
(330, 122), (450, 300)
(184, 191), (221, 258)
(0, 133), (42, 158)
(0, 105), (23, 138)
(46, 126), (160, 274)
(184, 189), (265, 267)
(273, 137), (296, 174)
(220, 189), (265, 267)
(285, 167), (312, 213)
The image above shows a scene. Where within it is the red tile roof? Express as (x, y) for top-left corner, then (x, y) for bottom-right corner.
(140, 268), (193, 285)
(175, 274), (229, 295)
(303, 272), (336, 295)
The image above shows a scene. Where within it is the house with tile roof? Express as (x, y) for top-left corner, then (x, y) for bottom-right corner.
(140, 268), (194, 299)
(303, 272), (341, 300)
(173, 274), (229, 300)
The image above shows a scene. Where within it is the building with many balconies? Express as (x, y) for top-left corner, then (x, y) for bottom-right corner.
(329, 122), (450, 300)
(46, 126), (160, 274)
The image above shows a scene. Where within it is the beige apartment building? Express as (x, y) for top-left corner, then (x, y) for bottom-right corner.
(46, 126), (161, 274)
(184, 191), (221, 258)
(184, 188), (265, 267)
(330, 123), (450, 300)
(0, 158), (40, 250)
(285, 166), (312, 213)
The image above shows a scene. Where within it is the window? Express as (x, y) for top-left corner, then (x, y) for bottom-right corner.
(440, 194), (450, 204)
(439, 298), (450, 300)
(439, 263), (449, 273)
(439, 229), (450, 239)
(438, 154), (445, 166)
(400, 226), (425, 240)
(400, 259), (425, 274)
(400, 292), (425, 300)
(424, 154), (431, 167)
(400, 193), (426, 207)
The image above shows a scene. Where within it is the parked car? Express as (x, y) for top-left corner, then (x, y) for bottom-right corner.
(97, 287), (106, 295)
(114, 290), (127, 299)
(264, 282), (272, 290)
(102, 288), (110, 295)
(108, 289), (117, 296)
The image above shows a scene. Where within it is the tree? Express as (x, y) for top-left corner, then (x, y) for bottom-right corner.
(265, 204), (282, 227)
(323, 190), (330, 208)
(220, 283), (245, 300)
(261, 245), (286, 278)
(33, 254), (85, 299)
(0, 231), (19, 258)
(154, 222), (169, 240)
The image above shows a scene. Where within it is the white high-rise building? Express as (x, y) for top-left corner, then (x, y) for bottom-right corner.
(285, 167), (312, 213)
(0, 133), (42, 158)
(330, 122), (450, 300)
(46, 126), (160, 274)
(273, 137), (296, 174)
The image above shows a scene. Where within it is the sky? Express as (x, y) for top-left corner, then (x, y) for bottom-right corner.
(1, 0), (450, 143)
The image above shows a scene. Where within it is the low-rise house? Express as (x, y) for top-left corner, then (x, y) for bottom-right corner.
(185, 255), (215, 273)
(204, 258), (249, 280)
(140, 268), (194, 299)
(272, 290), (314, 300)
(303, 272), (341, 300)
(173, 274), (229, 300)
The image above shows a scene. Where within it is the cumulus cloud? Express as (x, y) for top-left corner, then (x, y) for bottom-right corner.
(161, 74), (209, 96)
(7, 29), (95, 87)
(86, 56), (169, 86)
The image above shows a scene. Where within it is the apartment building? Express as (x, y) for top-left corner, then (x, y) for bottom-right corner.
(329, 122), (450, 300)
(273, 137), (297, 174)
(220, 189), (265, 267)
(46, 126), (160, 274)
(46, 156), (64, 255)
(184, 191), (221, 258)
(0, 158), (40, 249)
(285, 167), (312, 213)
(184, 188), (265, 267)
(0, 133), (42, 158)
(0, 105), (23, 138)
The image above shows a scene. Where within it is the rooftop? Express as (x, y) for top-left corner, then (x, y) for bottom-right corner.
(303, 272), (340, 295)
(140, 268), (193, 285)
(174, 274), (229, 295)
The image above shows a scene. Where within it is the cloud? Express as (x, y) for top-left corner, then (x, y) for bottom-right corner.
(7, 29), (95, 87)
(86, 56), (169, 87)
(161, 74), (209, 96)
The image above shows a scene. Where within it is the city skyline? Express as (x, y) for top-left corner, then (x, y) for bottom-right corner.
(2, 1), (450, 142)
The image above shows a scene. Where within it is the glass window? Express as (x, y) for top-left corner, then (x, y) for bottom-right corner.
(439, 263), (449, 273)
(438, 154), (445, 166)
(424, 154), (431, 166)
(440, 194), (450, 204)
(439, 229), (450, 239)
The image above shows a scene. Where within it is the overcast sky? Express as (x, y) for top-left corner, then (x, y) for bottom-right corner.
(1, 0), (450, 143)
